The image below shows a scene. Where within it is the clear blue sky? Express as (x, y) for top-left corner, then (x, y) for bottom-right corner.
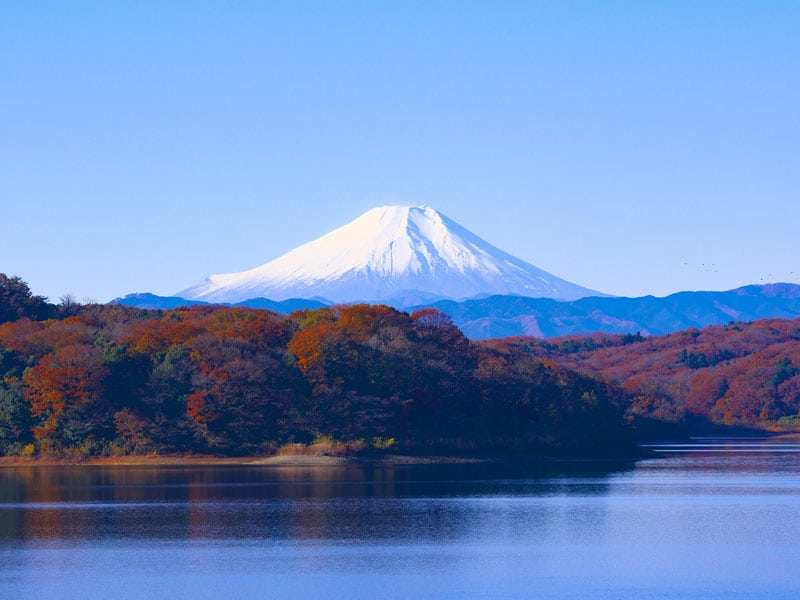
(2, 1), (798, 302)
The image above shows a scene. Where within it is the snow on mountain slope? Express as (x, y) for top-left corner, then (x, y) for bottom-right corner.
(178, 205), (604, 304)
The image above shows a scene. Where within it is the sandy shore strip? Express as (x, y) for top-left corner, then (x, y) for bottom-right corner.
(0, 452), (493, 468)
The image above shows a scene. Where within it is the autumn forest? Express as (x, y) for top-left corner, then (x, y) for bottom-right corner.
(2, 274), (799, 459)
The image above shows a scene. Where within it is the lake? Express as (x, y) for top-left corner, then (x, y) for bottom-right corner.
(1, 440), (799, 599)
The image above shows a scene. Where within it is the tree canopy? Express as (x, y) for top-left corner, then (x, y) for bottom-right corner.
(0, 274), (53, 324)
(0, 302), (633, 457)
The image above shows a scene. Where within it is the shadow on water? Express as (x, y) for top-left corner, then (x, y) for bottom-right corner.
(0, 459), (637, 543)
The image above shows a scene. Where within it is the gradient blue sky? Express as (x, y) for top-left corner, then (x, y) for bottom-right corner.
(3, 1), (798, 302)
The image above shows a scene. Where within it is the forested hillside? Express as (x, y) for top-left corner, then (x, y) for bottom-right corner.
(485, 319), (800, 436)
(4, 273), (798, 459)
(0, 276), (631, 458)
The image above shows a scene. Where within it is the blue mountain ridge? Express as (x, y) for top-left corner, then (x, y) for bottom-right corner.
(111, 293), (327, 313)
(112, 283), (800, 340)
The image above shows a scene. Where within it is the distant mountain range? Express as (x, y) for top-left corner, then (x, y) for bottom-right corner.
(410, 283), (800, 339)
(112, 293), (327, 313)
(177, 205), (603, 303)
(113, 284), (800, 340)
(112, 205), (800, 339)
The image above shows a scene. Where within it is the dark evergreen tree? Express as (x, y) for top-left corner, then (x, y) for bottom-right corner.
(0, 274), (54, 323)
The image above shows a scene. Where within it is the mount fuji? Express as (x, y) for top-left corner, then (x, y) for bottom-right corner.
(177, 205), (604, 305)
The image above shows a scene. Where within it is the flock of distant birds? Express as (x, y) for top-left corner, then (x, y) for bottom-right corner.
(683, 261), (719, 273)
(682, 260), (796, 283)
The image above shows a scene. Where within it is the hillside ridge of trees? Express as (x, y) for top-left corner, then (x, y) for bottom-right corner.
(3, 274), (799, 459)
(0, 275), (632, 458)
(484, 318), (800, 435)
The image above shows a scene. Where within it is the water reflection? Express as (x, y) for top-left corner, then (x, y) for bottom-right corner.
(0, 460), (633, 543)
(2, 445), (800, 599)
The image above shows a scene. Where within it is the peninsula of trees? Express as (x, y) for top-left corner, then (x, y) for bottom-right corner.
(1, 274), (799, 460)
(0, 275), (630, 458)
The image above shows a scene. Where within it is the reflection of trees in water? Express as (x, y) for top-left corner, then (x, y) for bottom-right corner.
(0, 462), (635, 543)
(0, 467), (97, 540)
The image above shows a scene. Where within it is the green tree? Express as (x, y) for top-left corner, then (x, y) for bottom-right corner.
(0, 274), (53, 323)
(0, 375), (30, 454)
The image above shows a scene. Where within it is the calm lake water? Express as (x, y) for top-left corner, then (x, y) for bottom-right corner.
(2, 440), (799, 599)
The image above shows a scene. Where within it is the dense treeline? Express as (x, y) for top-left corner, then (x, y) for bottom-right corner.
(0, 274), (55, 323)
(8, 272), (795, 457)
(0, 276), (631, 457)
(485, 319), (800, 435)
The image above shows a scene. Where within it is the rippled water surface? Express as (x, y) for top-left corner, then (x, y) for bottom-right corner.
(2, 440), (799, 599)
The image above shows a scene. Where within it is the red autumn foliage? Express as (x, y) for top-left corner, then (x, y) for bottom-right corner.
(485, 318), (800, 432)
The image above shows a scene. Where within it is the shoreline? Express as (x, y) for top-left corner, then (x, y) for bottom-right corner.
(5, 433), (798, 468)
(0, 450), (648, 468)
(0, 454), (493, 468)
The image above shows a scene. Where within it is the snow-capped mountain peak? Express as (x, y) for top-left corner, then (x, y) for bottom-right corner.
(178, 205), (603, 304)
